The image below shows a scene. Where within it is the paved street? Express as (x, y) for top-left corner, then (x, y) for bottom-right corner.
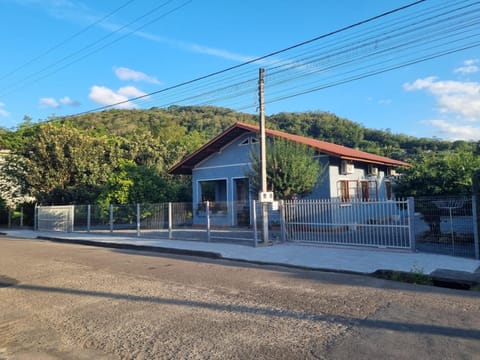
(0, 237), (479, 359)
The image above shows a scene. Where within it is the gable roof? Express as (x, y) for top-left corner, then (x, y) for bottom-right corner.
(169, 122), (409, 175)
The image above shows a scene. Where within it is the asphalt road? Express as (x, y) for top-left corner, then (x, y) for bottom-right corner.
(0, 237), (479, 360)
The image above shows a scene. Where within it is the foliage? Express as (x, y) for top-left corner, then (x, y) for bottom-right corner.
(248, 138), (325, 200)
(10, 122), (117, 204)
(97, 160), (169, 206)
(0, 106), (479, 205)
(394, 143), (480, 197)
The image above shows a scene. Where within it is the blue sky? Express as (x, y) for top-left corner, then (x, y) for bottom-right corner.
(0, 0), (479, 141)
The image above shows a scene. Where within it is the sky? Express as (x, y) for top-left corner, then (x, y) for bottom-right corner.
(0, 0), (479, 141)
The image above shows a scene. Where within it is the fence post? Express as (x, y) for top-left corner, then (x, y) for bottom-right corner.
(109, 204), (113, 234)
(206, 201), (211, 242)
(407, 197), (416, 251)
(87, 204), (91, 232)
(280, 200), (286, 242)
(69, 205), (74, 233)
(20, 207), (24, 227)
(252, 200), (257, 247)
(168, 202), (173, 239)
(34, 204), (37, 231)
(472, 195), (479, 260)
(136, 203), (141, 237)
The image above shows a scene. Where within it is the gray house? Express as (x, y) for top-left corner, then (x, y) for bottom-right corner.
(169, 122), (409, 226)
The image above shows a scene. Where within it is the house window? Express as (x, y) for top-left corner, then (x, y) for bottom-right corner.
(385, 180), (392, 200)
(199, 180), (227, 202)
(239, 137), (258, 146)
(337, 180), (359, 202)
(360, 180), (378, 201)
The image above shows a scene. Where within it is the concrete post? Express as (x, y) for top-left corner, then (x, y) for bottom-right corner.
(407, 197), (416, 251)
(206, 201), (211, 242)
(136, 203), (141, 237)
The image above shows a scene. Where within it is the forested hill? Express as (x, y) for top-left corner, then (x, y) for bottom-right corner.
(1, 106), (473, 165)
(0, 106), (478, 205)
(41, 106), (466, 159)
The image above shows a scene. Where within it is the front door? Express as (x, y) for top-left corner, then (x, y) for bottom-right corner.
(234, 178), (250, 226)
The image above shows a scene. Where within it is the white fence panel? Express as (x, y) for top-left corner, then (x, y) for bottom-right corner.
(283, 198), (411, 249)
(37, 205), (74, 232)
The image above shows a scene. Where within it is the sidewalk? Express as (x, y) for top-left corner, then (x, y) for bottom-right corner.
(2, 230), (479, 286)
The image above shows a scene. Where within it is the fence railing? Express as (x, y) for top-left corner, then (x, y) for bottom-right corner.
(413, 196), (478, 258)
(33, 196), (479, 258)
(282, 198), (412, 249)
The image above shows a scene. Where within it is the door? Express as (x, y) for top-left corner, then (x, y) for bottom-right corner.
(234, 178), (250, 226)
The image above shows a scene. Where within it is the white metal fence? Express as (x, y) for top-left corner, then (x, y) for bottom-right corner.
(36, 205), (74, 232)
(34, 196), (479, 258)
(282, 198), (413, 249)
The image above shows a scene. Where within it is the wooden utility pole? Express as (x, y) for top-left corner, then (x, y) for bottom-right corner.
(258, 68), (269, 243)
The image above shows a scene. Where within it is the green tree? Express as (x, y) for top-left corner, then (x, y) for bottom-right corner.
(248, 138), (325, 200)
(12, 123), (117, 204)
(97, 160), (169, 206)
(394, 145), (480, 197)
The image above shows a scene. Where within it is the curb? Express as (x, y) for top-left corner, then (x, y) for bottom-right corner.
(4, 233), (479, 291)
(36, 236), (223, 259)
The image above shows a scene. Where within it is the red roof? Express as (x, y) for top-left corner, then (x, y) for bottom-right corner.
(169, 122), (409, 175)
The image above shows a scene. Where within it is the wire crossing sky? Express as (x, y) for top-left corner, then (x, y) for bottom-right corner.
(0, 0), (479, 140)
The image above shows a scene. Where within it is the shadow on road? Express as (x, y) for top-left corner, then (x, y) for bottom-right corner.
(11, 282), (480, 340)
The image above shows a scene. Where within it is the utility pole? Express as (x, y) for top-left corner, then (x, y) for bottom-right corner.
(258, 68), (269, 244)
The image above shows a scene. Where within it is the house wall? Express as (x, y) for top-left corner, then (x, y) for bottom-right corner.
(327, 158), (392, 200)
(192, 133), (257, 226)
(190, 131), (397, 226)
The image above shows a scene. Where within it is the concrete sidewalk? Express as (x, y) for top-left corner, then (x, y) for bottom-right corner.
(2, 229), (479, 286)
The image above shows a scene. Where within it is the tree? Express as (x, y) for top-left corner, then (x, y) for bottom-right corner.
(394, 145), (480, 197)
(97, 160), (169, 206)
(248, 138), (325, 200)
(13, 123), (118, 204)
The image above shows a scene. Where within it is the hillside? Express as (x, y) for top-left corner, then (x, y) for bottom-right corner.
(54, 105), (460, 161)
(1, 106), (477, 205)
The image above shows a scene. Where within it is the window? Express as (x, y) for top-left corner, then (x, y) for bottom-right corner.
(337, 180), (359, 202)
(360, 180), (378, 201)
(199, 180), (227, 202)
(198, 180), (227, 214)
(338, 180), (378, 202)
(385, 180), (392, 200)
(239, 137), (258, 146)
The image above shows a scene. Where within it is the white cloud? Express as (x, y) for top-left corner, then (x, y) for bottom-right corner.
(114, 67), (161, 85)
(88, 85), (146, 109)
(0, 102), (10, 117)
(422, 120), (480, 141)
(39, 97), (60, 109)
(39, 96), (80, 109)
(60, 96), (80, 106)
(404, 63), (480, 140)
(403, 77), (480, 118)
(454, 59), (479, 75)
(117, 86), (147, 98)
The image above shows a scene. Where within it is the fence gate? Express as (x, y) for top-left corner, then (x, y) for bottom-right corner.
(282, 198), (412, 250)
(36, 205), (74, 232)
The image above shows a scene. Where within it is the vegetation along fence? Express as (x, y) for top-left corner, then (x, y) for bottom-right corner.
(32, 196), (479, 259)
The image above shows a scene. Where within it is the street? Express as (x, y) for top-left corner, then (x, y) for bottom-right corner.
(0, 237), (479, 359)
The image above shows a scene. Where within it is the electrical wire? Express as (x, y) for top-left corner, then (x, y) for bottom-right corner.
(0, 0), (192, 98)
(0, 0), (137, 82)
(61, 0), (480, 117)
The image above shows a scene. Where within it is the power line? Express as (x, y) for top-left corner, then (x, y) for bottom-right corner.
(0, 0), (192, 98)
(70, 0), (427, 116)
(0, 0), (137, 82)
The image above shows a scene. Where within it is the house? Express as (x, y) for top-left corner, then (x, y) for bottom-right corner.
(169, 122), (409, 226)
